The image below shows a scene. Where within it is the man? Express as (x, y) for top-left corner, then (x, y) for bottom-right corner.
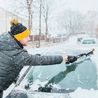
(0, 19), (77, 98)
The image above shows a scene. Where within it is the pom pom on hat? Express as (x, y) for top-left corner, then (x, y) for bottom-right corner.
(10, 19), (18, 26)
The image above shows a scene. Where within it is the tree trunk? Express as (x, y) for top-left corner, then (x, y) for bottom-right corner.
(26, 0), (33, 32)
(38, 0), (42, 48)
(45, 5), (48, 41)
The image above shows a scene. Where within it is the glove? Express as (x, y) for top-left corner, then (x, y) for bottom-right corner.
(66, 56), (78, 64)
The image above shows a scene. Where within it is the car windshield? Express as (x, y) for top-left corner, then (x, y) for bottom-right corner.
(24, 50), (97, 92)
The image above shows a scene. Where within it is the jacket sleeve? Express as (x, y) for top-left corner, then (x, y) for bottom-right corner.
(13, 49), (63, 66)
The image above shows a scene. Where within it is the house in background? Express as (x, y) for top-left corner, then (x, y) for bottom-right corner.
(0, 7), (27, 35)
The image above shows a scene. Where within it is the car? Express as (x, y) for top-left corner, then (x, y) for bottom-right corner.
(82, 39), (96, 44)
(80, 38), (98, 45)
(4, 47), (98, 98)
(77, 38), (98, 50)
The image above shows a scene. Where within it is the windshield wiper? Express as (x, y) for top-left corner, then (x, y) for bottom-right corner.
(38, 49), (94, 92)
(38, 85), (75, 93)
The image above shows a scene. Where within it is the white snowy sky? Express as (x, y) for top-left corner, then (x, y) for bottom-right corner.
(0, 0), (98, 34)
(67, 0), (98, 13)
(0, 0), (98, 13)
(48, 0), (98, 33)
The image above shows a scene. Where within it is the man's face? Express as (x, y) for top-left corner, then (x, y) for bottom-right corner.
(20, 36), (30, 46)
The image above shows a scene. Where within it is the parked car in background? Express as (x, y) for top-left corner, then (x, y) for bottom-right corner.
(80, 38), (98, 45)
(77, 37), (98, 50)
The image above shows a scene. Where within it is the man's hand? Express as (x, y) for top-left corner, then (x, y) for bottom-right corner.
(64, 56), (78, 64)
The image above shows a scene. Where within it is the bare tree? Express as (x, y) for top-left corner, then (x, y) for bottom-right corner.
(41, 0), (49, 41)
(38, 0), (42, 47)
(26, 0), (33, 31)
(83, 11), (98, 35)
(58, 10), (84, 37)
(33, 0), (52, 46)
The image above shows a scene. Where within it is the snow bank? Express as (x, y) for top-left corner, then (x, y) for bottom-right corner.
(70, 88), (98, 98)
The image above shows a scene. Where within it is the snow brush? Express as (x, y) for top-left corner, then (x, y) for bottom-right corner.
(65, 48), (95, 64)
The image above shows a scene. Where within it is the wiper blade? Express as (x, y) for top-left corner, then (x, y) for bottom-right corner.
(38, 86), (75, 93)
(38, 86), (52, 92)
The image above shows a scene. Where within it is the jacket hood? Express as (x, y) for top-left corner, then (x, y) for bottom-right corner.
(0, 32), (23, 51)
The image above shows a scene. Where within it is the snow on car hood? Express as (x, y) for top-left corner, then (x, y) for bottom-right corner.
(27, 91), (70, 98)
(70, 87), (98, 98)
